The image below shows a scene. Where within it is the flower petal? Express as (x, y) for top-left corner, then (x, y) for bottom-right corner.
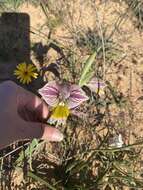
(59, 82), (71, 99)
(86, 77), (106, 95)
(48, 103), (70, 126)
(38, 81), (60, 107)
(67, 85), (88, 109)
(109, 134), (124, 148)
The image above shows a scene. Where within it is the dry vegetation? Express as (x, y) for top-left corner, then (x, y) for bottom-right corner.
(0, 0), (143, 189)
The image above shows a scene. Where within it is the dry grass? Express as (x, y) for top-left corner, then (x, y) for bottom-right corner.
(0, 0), (143, 189)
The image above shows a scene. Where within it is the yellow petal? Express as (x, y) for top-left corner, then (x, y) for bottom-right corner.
(14, 63), (38, 85)
(31, 72), (38, 78)
(14, 70), (22, 75)
(27, 64), (37, 72)
(17, 63), (26, 71)
(49, 103), (70, 125)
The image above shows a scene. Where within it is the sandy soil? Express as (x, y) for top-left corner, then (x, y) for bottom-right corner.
(1, 1), (143, 189)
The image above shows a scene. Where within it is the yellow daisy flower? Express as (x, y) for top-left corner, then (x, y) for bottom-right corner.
(14, 63), (38, 84)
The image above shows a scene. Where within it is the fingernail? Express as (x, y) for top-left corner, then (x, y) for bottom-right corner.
(52, 131), (64, 141)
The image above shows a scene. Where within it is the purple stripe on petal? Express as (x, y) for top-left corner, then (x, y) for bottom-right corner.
(68, 84), (88, 109)
(69, 85), (81, 92)
(70, 85), (88, 100)
(38, 81), (60, 107)
(86, 77), (106, 92)
(40, 85), (59, 94)
(67, 98), (79, 109)
(40, 88), (58, 96)
(43, 97), (59, 107)
(68, 97), (87, 109)
(70, 93), (88, 100)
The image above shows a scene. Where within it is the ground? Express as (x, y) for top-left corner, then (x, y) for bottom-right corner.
(0, 0), (143, 189)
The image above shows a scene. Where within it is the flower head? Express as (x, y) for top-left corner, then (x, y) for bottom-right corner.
(86, 77), (106, 96)
(38, 81), (88, 126)
(109, 134), (124, 148)
(14, 63), (38, 84)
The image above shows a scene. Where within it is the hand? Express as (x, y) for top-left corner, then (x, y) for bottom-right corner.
(0, 81), (63, 149)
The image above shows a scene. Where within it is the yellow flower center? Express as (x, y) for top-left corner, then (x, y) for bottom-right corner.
(24, 71), (28, 75)
(49, 102), (70, 125)
(52, 102), (70, 119)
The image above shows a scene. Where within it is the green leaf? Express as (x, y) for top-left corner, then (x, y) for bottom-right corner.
(65, 160), (87, 175)
(28, 171), (57, 190)
(80, 71), (94, 88)
(65, 161), (79, 173)
(70, 161), (88, 175)
(15, 139), (39, 165)
(79, 51), (96, 87)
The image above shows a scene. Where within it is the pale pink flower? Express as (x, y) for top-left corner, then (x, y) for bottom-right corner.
(86, 77), (106, 95)
(109, 134), (124, 148)
(38, 81), (88, 125)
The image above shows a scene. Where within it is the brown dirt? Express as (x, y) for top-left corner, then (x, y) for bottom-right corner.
(1, 0), (143, 189)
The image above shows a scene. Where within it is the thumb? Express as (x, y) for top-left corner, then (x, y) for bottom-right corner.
(19, 120), (63, 142)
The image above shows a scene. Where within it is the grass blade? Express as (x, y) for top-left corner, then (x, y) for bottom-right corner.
(79, 51), (96, 87)
(16, 139), (39, 165)
(28, 171), (57, 190)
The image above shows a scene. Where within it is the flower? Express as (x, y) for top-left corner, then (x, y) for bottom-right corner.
(109, 134), (124, 148)
(86, 77), (106, 96)
(38, 81), (88, 126)
(14, 63), (38, 84)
